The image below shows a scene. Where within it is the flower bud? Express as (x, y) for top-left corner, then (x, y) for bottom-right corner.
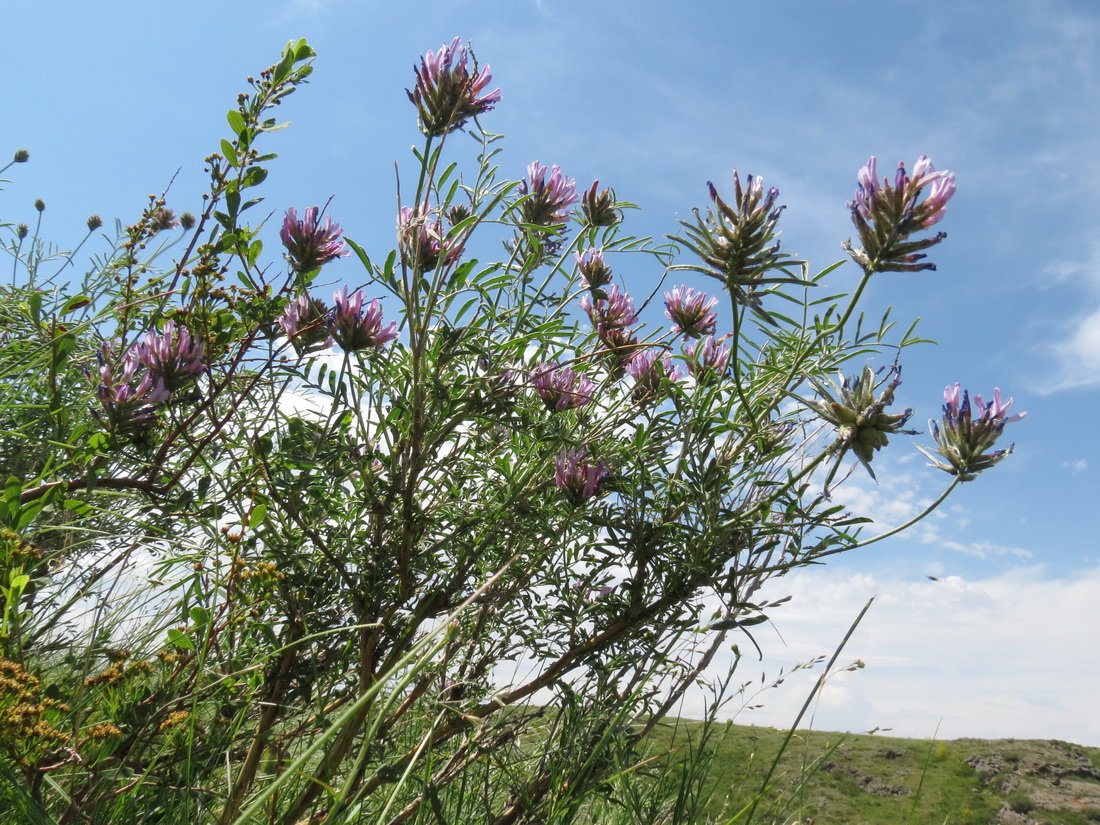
(13, 149), (29, 163)
(574, 248), (613, 290)
(809, 365), (916, 479)
(34, 199), (46, 212)
(676, 170), (791, 308)
(580, 180), (620, 227)
(87, 215), (104, 231)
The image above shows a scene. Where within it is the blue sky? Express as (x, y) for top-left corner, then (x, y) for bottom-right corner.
(5, 0), (1099, 744)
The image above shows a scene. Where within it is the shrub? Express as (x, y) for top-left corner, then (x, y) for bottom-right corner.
(0, 37), (1024, 824)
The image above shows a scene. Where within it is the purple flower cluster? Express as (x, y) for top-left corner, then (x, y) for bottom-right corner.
(330, 288), (399, 352)
(95, 349), (172, 436)
(664, 286), (718, 338)
(280, 207), (349, 275)
(517, 161), (579, 230)
(626, 349), (682, 401)
(399, 202), (464, 272)
(278, 288), (399, 354)
(579, 284), (637, 331)
(574, 248), (613, 291)
(407, 37), (501, 138)
(848, 155), (956, 272)
(277, 294), (335, 352)
(130, 321), (205, 392)
(531, 363), (595, 412)
(554, 447), (608, 504)
(920, 384), (1026, 481)
(95, 323), (205, 438)
(575, 579), (614, 601)
(579, 284), (639, 355)
(684, 335), (732, 383)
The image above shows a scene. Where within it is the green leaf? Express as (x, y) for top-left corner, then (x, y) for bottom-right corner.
(189, 606), (210, 628)
(258, 119), (290, 133)
(272, 43), (297, 83)
(60, 295), (91, 315)
(16, 498), (43, 531)
(221, 139), (239, 168)
(243, 167), (268, 188)
(710, 613), (769, 631)
(248, 504), (267, 529)
(226, 110), (247, 136)
(64, 499), (93, 516)
(166, 628), (194, 651)
(5, 476), (22, 506)
(293, 39), (316, 61)
(247, 239), (263, 268)
(53, 332), (77, 363)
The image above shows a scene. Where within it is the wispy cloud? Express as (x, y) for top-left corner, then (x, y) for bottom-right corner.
(676, 565), (1100, 746)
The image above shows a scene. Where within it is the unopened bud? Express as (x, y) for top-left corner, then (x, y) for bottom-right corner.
(13, 149), (29, 163)
(581, 180), (620, 227)
(16, 223), (29, 240)
(149, 208), (178, 232)
(179, 212), (196, 230)
(447, 203), (472, 225)
(34, 199), (46, 212)
(87, 215), (104, 231)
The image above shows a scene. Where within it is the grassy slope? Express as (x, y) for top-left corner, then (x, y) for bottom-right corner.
(641, 720), (1100, 825)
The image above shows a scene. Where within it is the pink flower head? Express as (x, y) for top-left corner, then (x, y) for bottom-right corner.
(579, 284), (637, 331)
(574, 248), (613, 290)
(848, 154), (956, 271)
(554, 447), (608, 504)
(278, 293), (334, 352)
(626, 348), (682, 400)
(329, 287), (399, 352)
(94, 342), (171, 436)
(531, 363), (595, 412)
(399, 202), (464, 272)
(664, 286), (719, 338)
(280, 207), (349, 274)
(517, 161), (579, 228)
(685, 335), (732, 382)
(407, 37), (501, 138)
(130, 321), (205, 392)
(921, 384), (1027, 480)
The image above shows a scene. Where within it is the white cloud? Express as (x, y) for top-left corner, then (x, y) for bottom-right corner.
(1062, 458), (1088, 473)
(674, 565), (1100, 747)
(1048, 309), (1100, 391)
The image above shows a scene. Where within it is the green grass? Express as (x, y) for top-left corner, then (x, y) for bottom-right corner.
(636, 720), (1100, 825)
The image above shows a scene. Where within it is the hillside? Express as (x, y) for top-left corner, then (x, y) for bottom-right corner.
(644, 721), (1100, 825)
